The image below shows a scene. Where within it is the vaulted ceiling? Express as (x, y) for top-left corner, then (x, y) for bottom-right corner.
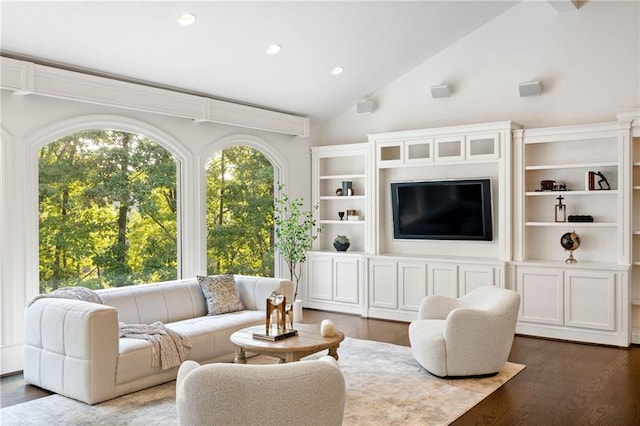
(1, 1), (525, 123)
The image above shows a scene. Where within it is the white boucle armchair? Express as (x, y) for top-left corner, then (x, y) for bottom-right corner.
(408, 286), (520, 378)
(176, 356), (346, 426)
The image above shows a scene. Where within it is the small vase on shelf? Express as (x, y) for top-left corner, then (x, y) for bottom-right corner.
(333, 234), (350, 252)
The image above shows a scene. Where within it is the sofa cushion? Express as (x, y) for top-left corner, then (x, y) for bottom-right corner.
(99, 278), (207, 325)
(197, 274), (245, 315)
(115, 310), (264, 384)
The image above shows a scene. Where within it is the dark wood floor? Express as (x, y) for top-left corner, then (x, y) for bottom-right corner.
(2, 309), (639, 425)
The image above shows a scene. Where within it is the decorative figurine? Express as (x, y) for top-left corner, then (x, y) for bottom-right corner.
(555, 195), (566, 223)
(595, 171), (611, 190)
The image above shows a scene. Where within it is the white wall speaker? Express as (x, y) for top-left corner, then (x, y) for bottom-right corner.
(356, 100), (377, 114)
(519, 81), (543, 97)
(430, 84), (452, 98)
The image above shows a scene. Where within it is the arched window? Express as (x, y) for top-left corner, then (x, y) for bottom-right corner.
(38, 130), (178, 292)
(205, 145), (275, 276)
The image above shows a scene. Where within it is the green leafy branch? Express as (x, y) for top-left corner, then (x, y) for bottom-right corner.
(274, 184), (321, 300)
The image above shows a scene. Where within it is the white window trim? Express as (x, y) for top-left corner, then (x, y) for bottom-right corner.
(202, 133), (287, 278)
(25, 115), (193, 299)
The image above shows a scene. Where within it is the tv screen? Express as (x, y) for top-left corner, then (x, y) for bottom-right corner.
(391, 179), (493, 241)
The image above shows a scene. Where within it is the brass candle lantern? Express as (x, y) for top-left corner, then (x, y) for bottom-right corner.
(265, 291), (286, 335)
(254, 291), (298, 341)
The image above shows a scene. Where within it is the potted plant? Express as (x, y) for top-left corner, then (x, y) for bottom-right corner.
(333, 235), (350, 252)
(273, 184), (322, 302)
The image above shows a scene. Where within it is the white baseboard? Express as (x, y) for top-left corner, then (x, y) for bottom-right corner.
(1, 343), (23, 375)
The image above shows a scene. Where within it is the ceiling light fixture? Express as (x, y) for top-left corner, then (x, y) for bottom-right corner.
(178, 12), (196, 26)
(331, 66), (344, 76)
(266, 44), (281, 55)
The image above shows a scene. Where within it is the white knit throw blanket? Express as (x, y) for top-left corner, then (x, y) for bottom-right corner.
(26, 286), (106, 307)
(118, 322), (192, 370)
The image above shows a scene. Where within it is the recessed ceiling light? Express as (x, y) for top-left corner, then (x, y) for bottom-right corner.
(266, 44), (281, 55)
(331, 66), (344, 76)
(178, 12), (196, 26)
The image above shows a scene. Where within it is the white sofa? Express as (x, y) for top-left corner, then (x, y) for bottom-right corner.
(23, 275), (293, 404)
(176, 356), (346, 426)
(408, 286), (520, 378)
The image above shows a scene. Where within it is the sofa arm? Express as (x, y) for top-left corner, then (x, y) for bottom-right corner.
(24, 298), (119, 404)
(418, 295), (459, 320)
(234, 275), (294, 311)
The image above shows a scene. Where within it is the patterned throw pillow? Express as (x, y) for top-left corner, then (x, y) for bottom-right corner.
(196, 274), (245, 315)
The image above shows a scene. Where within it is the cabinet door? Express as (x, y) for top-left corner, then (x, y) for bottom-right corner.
(398, 262), (427, 311)
(369, 260), (397, 309)
(428, 263), (458, 298)
(434, 136), (465, 162)
(466, 133), (499, 160)
(405, 139), (434, 165)
(459, 265), (495, 295)
(516, 267), (563, 325)
(308, 255), (333, 301)
(334, 256), (360, 304)
(564, 270), (616, 331)
(377, 141), (404, 167)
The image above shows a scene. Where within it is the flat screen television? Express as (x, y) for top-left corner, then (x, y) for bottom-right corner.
(390, 178), (493, 241)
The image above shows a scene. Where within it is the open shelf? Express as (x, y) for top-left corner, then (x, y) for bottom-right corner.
(525, 222), (617, 227)
(525, 190), (618, 196)
(319, 220), (366, 225)
(319, 173), (366, 180)
(525, 161), (618, 171)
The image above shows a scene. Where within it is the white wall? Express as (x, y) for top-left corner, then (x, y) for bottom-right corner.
(319, 1), (640, 145)
(0, 90), (312, 374)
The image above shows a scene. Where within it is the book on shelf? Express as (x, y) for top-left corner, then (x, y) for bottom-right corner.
(585, 171), (596, 191)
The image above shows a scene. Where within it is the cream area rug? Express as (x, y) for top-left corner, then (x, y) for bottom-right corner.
(1, 338), (525, 425)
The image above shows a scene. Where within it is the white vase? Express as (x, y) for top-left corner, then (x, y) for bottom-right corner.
(293, 299), (303, 324)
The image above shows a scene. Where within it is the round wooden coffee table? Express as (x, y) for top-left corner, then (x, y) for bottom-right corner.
(230, 323), (345, 364)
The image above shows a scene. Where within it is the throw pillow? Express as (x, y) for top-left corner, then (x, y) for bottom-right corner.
(196, 274), (245, 315)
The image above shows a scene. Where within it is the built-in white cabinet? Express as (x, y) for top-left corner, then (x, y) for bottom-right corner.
(304, 116), (637, 346)
(366, 256), (504, 322)
(304, 252), (363, 315)
(511, 119), (633, 346)
(514, 264), (627, 346)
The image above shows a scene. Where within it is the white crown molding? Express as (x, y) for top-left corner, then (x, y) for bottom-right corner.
(0, 56), (310, 137)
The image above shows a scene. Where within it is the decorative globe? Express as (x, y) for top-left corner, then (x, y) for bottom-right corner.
(560, 231), (580, 264)
(560, 231), (580, 251)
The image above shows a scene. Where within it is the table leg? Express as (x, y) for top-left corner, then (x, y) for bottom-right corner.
(234, 347), (247, 364)
(328, 345), (339, 361)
